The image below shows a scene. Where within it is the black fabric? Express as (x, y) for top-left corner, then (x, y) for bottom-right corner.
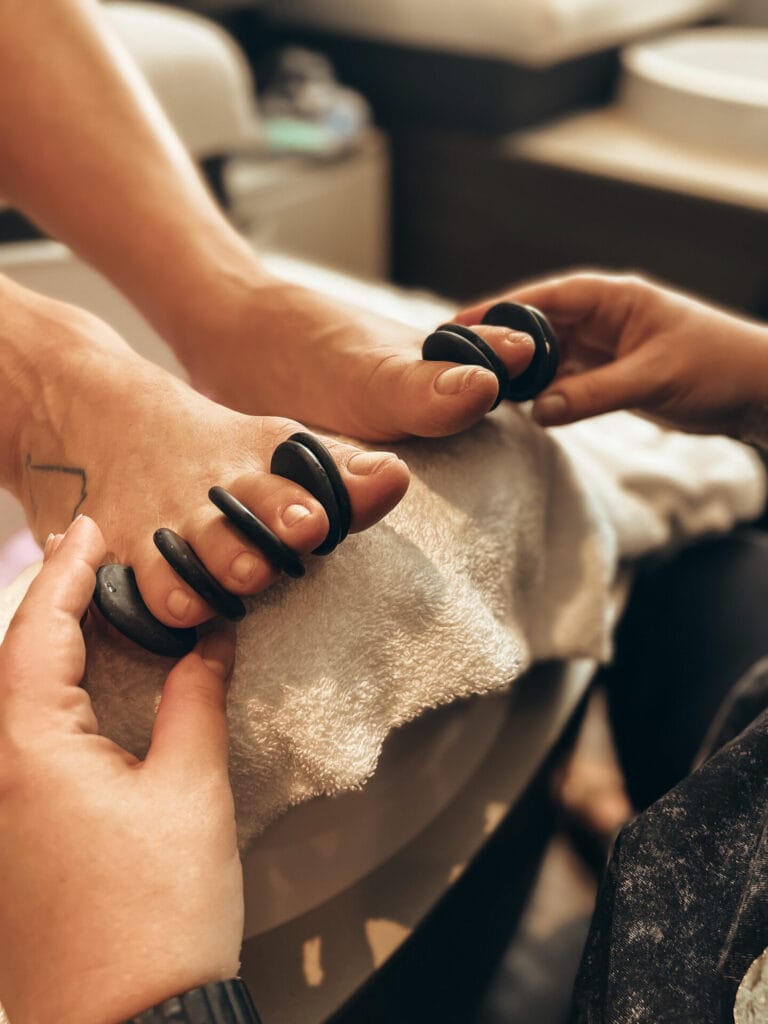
(571, 659), (768, 1023)
(604, 530), (768, 810)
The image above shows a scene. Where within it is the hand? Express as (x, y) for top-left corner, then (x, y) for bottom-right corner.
(459, 272), (768, 437)
(0, 516), (242, 1024)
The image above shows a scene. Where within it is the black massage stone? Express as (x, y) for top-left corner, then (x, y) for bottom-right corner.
(422, 325), (507, 409)
(92, 563), (197, 658)
(153, 527), (246, 622)
(208, 485), (305, 579)
(481, 302), (559, 401)
(270, 434), (346, 555)
(288, 432), (352, 545)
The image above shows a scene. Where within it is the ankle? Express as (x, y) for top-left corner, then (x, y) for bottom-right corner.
(138, 230), (276, 365)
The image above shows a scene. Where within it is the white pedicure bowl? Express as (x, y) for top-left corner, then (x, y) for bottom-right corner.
(621, 27), (768, 161)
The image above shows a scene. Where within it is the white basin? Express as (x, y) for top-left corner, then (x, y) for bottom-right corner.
(621, 28), (768, 160)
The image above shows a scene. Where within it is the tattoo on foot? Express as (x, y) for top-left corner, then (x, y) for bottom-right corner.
(25, 453), (87, 523)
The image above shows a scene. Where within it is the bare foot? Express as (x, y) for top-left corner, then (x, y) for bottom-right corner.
(4, 283), (409, 629)
(164, 273), (536, 442)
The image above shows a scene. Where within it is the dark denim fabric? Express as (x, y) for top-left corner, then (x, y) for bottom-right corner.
(572, 659), (768, 1024)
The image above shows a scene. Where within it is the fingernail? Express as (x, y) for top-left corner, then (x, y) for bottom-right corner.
(200, 627), (236, 680)
(43, 532), (65, 562)
(347, 451), (396, 476)
(167, 588), (191, 621)
(533, 393), (568, 424)
(434, 366), (491, 395)
(281, 503), (312, 527)
(230, 551), (258, 583)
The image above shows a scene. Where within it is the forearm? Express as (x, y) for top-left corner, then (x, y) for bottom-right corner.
(0, 0), (266, 352)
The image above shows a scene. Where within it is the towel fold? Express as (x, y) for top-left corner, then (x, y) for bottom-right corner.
(0, 402), (761, 846)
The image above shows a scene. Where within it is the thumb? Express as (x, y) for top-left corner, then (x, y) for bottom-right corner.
(532, 350), (659, 426)
(146, 625), (236, 780)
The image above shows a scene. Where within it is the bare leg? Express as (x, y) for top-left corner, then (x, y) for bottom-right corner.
(0, 0), (533, 442)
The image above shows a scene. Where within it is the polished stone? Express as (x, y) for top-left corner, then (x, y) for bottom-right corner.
(92, 562), (197, 657)
(153, 527), (246, 621)
(209, 485), (305, 579)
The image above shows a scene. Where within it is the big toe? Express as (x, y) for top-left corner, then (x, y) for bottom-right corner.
(363, 330), (534, 438)
(314, 437), (410, 533)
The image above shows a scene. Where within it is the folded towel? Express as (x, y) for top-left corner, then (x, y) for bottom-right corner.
(0, 403), (762, 847)
(554, 412), (767, 560)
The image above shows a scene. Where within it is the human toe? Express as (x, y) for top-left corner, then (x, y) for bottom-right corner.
(467, 325), (536, 380)
(308, 437), (410, 533)
(127, 472), (329, 628)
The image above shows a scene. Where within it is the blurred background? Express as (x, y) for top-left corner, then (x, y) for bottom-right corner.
(113, 0), (768, 317)
(4, 0), (768, 315)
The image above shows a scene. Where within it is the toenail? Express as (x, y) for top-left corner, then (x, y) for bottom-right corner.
(282, 503), (312, 527)
(167, 587), (191, 621)
(230, 551), (258, 583)
(434, 366), (491, 395)
(347, 451), (396, 475)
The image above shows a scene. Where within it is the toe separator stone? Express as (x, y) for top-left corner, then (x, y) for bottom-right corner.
(270, 433), (351, 555)
(92, 563), (197, 658)
(422, 325), (507, 409)
(421, 302), (559, 405)
(480, 301), (559, 402)
(209, 485), (305, 579)
(153, 528), (246, 622)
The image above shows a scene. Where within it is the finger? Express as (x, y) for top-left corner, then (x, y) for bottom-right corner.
(532, 349), (661, 426)
(457, 273), (643, 341)
(146, 625), (235, 780)
(2, 516), (106, 693)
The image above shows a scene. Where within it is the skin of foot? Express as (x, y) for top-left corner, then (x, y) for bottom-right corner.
(1, 277), (410, 630)
(158, 263), (537, 443)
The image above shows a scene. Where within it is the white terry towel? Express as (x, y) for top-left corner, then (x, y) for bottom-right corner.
(0, 405), (763, 847)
